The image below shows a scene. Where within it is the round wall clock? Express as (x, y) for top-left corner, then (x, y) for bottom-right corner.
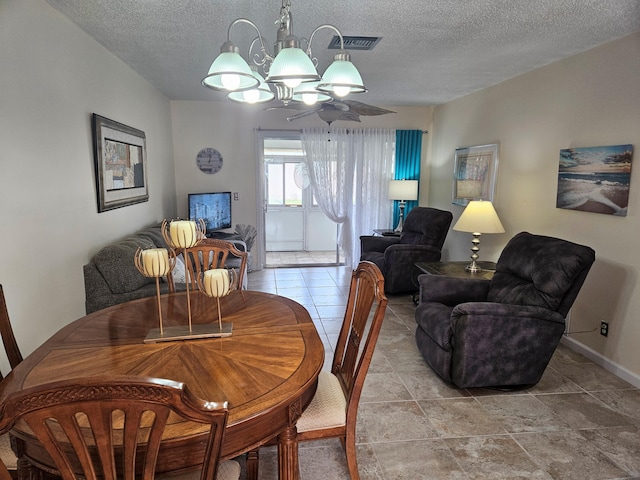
(196, 148), (223, 174)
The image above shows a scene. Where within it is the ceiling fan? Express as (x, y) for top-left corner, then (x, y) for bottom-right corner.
(270, 99), (395, 125)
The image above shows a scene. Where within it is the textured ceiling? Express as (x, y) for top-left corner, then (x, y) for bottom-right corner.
(45, 0), (640, 106)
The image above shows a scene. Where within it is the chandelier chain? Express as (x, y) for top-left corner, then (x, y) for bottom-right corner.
(278, 0), (291, 27)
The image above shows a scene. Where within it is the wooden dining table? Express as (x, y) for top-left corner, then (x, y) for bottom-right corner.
(0, 289), (324, 480)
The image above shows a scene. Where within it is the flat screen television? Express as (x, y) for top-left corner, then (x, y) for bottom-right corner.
(188, 192), (232, 232)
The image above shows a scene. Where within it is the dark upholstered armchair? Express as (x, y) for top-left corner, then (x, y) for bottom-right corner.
(415, 232), (595, 389)
(360, 207), (453, 294)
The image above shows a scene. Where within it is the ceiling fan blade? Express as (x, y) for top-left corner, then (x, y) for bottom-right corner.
(264, 103), (311, 112)
(286, 108), (322, 122)
(323, 101), (349, 111)
(341, 100), (395, 116)
(318, 110), (361, 124)
(339, 111), (362, 122)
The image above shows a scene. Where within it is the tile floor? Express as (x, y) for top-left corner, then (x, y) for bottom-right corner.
(245, 266), (640, 480)
(265, 251), (343, 267)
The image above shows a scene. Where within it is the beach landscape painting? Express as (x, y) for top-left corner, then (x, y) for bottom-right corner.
(556, 144), (633, 216)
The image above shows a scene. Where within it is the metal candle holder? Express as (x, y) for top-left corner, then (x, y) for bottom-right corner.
(197, 268), (239, 337)
(134, 247), (176, 336)
(143, 218), (238, 343)
(160, 218), (206, 333)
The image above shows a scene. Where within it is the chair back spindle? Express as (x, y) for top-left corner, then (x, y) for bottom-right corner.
(0, 376), (230, 480)
(169, 240), (248, 292)
(332, 262), (387, 425)
(0, 284), (23, 375)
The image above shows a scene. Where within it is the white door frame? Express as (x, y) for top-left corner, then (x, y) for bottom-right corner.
(256, 129), (341, 268)
(255, 129), (303, 270)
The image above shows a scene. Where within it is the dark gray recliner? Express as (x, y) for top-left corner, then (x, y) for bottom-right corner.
(415, 232), (595, 389)
(360, 207), (453, 294)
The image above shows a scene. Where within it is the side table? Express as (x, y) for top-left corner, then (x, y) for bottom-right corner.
(372, 228), (401, 237)
(415, 261), (496, 279)
(412, 261), (496, 304)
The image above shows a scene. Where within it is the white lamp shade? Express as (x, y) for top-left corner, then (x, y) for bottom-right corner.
(453, 200), (505, 234)
(265, 47), (320, 87)
(202, 51), (259, 92)
(389, 180), (419, 201)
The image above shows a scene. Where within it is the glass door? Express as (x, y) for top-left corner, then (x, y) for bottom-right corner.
(262, 135), (341, 267)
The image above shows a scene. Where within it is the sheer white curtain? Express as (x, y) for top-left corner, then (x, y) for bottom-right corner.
(350, 128), (396, 263)
(301, 128), (355, 265)
(301, 127), (395, 267)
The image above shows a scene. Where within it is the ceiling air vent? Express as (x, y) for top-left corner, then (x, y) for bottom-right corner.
(328, 36), (381, 51)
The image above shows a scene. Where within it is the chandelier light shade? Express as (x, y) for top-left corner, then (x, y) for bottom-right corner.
(264, 43), (320, 88)
(202, 0), (366, 105)
(453, 200), (505, 273)
(317, 52), (367, 97)
(202, 42), (259, 92)
(291, 81), (332, 105)
(227, 68), (276, 104)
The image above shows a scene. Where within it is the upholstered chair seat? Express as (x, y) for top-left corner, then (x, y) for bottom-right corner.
(0, 435), (16, 471)
(213, 461), (241, 480)
(295, 371), (347, 432)
(161, 460), (240, 480)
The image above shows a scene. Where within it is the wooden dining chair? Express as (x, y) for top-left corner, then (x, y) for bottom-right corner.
(0, 376), (240, 480)
(0, 284), (24, 478)
(248, 261), (388, 480)
(0, 285), (23, 376)
(169, 239), (248, 292)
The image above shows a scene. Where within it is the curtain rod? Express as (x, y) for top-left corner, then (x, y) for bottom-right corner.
(257, 127), (428, 134)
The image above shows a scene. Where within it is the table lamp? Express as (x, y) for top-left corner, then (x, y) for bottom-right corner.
(453, 200), (505, 273)
(389, 179), (419, 233)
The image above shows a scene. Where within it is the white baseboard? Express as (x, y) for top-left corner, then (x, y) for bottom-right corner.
(560, 336), (640, 388)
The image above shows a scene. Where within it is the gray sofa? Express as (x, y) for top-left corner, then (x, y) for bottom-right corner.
(83, 224), (246, 314)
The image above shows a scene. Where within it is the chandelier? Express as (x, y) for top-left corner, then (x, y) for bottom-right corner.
(201, 0), (367, 106)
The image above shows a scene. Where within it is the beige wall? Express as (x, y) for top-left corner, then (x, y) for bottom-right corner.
(0, 0), (177, 365)
(428, 32), (640, 384)
(170, 101), (433, 266)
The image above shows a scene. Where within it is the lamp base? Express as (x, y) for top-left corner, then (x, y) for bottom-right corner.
(464, 260), (483, 273)
(144, 323), (233, 343)
(465, 232), (483, 274)
(393, 201), (406, 233)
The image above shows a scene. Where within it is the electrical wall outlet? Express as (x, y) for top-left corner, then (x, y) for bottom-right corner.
(600, 321), (609, 337)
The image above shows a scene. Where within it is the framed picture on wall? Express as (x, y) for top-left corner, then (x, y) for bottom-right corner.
(453, 143), (499, 206)
(92, 114), (148, 212)
(556, 144), (633, 216)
